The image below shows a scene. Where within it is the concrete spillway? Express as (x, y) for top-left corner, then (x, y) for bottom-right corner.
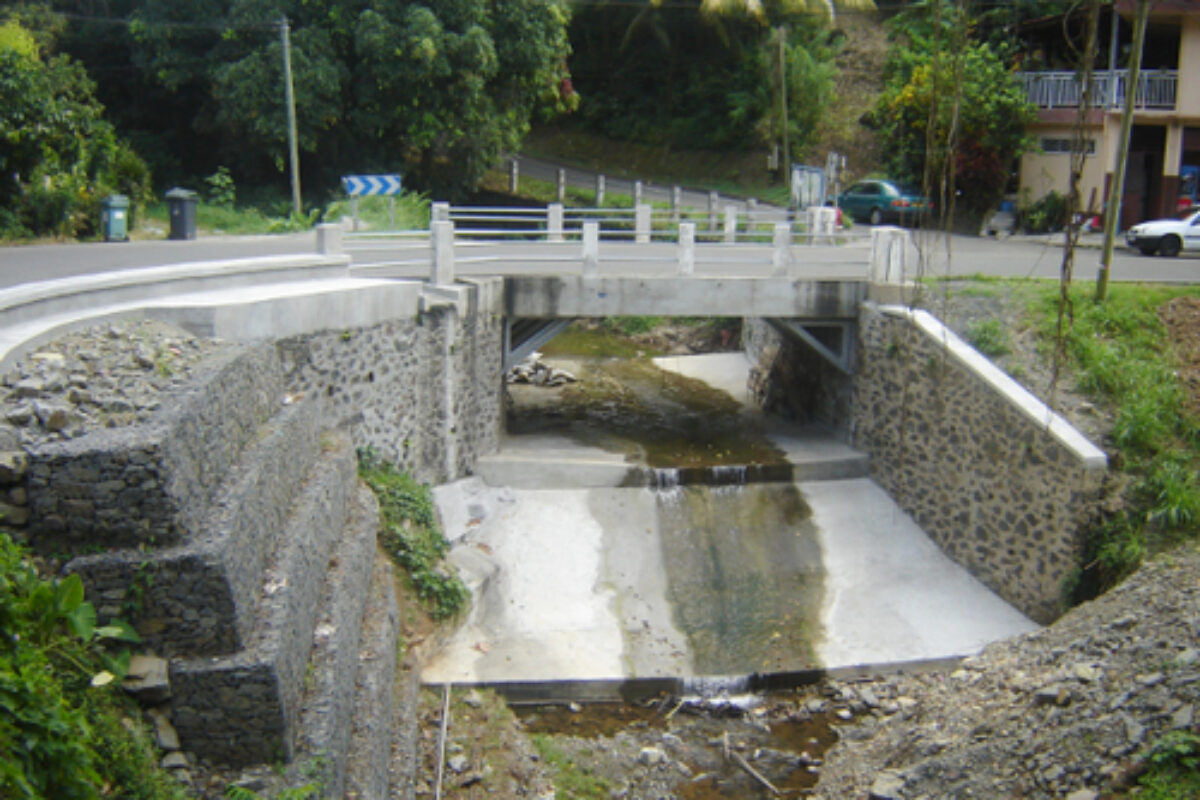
(421, 355), (1037, 687)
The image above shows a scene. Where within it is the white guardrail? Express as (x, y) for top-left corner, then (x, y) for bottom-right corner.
(341, 202), (886, 281)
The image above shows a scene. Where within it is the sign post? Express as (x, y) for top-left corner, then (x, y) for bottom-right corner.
(341, 174), (404, 231)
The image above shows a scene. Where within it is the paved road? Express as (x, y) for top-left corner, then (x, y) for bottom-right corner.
(0, 232), (315, 289)
(0, 221), (1195, 290)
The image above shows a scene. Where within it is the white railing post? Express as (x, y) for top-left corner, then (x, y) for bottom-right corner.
(671, 186), (682, 224)
(869, 226), (909, 284)
(557, 168), (566, 203)
(723, 205), (737, 243)
(634, 180), (644, 207)
(548, 203), (564, 243)
(746, 198), (757, 232)
(315, 222), (343, 256)
(771, 223), (791, 277)
(804, 205), (835, 245)
(596, 174), (606, 206)
(635, 203), (652, 244)
(432, 220), (455, 285)
(509, 159), (519, 194)
(431, 201), (450, 224)
(582, 221), (599, 278)
(678, 222), (695, 276)
(708, 191), (719, 231)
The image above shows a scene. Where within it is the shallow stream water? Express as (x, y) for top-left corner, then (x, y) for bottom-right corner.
(507, 344), (825, 674)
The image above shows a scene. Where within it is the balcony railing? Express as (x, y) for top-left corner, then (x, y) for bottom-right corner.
(1021, 69), (1177, 110)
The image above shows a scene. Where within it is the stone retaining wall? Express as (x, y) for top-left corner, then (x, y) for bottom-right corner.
(276, 282), (503, 485)
(852, 305), (1107, 624)
(743, 318), (852, 431)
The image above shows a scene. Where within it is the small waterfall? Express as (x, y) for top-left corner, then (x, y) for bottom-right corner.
(679, 674), (762, 713)
(651, 468), (681, 490)
(682, 674), (752, 695)
(710, 465), (748, 486)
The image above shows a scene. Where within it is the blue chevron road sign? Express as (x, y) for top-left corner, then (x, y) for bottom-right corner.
(341, 174), (403, 196)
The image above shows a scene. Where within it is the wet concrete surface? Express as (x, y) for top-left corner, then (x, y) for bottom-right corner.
(422, 352), (1038, 686)
(423, 472), (1037, 685)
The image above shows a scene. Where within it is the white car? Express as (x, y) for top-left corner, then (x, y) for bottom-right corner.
(1125, 207), (1200, 257)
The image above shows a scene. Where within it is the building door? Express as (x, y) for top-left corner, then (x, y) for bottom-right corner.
(1122, 125), (1167, 228)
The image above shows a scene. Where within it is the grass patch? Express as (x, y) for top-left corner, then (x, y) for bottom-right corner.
(522, 124), (792, 206)
(540, 325), (658, 359)
(965, 318), (1010, 357)
(1030, 282), (1200, 596)
(358, 450), (468, 620)
(135, 189), (428, 239)
(532, 734), (613, 800)
(324, 193), (429, 231)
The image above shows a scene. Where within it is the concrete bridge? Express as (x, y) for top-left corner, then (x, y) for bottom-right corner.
(336, 203), (909, 371)
(0, 204), (912, 376)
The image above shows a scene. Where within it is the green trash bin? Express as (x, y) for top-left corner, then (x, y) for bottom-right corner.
(165, 188), (198, 241)
(100, 194), (130, 242)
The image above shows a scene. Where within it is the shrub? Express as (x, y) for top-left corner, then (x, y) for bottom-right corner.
(205, 166), (236, 208)
(0, 532), (185, 799)
(1020, 190), (1069, 234)
(357, 453), (468, 620)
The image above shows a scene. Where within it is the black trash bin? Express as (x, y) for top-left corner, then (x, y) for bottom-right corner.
(165, 188), (198, 241)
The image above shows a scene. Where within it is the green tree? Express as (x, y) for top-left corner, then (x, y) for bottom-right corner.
(569, 0), (851, 153)
(873, 3), (1034, 221)
(129, 0), (573, 201)
(0, 12), (151, 238)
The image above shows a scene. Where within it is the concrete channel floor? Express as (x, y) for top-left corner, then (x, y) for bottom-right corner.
(423, 474), (1037, 684)
(422, 354), (1038, 686)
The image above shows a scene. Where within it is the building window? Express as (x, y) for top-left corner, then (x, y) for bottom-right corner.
(1041, 137), (1096, 155)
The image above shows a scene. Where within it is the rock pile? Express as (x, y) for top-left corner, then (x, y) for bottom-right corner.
(2, 320), (227, 447)
(505, 352), (578, 387)
(0, 320), (227, 535)
(813, 546), (1200, 799)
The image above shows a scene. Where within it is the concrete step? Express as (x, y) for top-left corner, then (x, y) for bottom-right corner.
(476, 426), (867, 490)
(28, 342), (286, 550)
(344, 554), (401, 800)
(287, 484), (380, 797)
(66, 395), (325, 657)
(168, 430), (358, 766)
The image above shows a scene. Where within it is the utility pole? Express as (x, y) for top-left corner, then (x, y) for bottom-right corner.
(1097, 0), (1150, 302)
(778, 26), (790, 185)
(280, 15), (302, 216)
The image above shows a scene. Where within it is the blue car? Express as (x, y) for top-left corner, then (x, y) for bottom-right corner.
(837, 180), (932, 226)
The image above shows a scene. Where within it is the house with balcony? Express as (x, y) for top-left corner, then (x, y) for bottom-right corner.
(1016, 0), (1199, 229)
